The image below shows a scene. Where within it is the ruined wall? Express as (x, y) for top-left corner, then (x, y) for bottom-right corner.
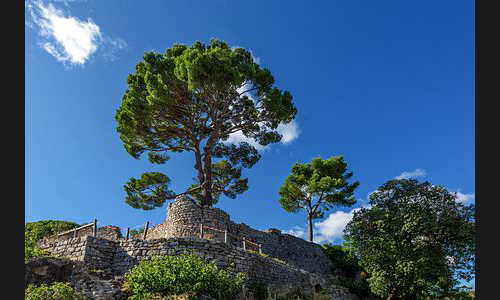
(41, 225), (123, 244)
(39, 196), (334, 280)
(38, 236), (346, 297)
(146, 196), (333, 276)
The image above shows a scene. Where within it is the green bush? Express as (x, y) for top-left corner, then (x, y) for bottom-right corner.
(123, 253), (245, 300)
(331, 276), (372, 298)
(321, 243), (360, 278)
(25, 282), (86, 300)
(25, 220), (80, 261)
(248, 282), (268, 300)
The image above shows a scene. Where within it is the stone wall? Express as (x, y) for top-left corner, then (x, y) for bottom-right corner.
(38, 236), (349, 297)
(38, 236), (88, 261)
(42, 225), (123, 244)
(146, 196), (333, 276)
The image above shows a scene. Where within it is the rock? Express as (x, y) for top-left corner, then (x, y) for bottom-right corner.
(25, 256), (74, 288)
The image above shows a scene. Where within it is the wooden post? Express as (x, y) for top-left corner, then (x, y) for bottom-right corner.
(200, 223), (204, 238)
(224, 230), (228, 244)
(243, 238), (246, 251)
(93, 219), (97, 237)
(126, 228), (130, 240)
(143, 222), (149, 240)
(259, 244), (262, 254)
(73, 229), (77, 239)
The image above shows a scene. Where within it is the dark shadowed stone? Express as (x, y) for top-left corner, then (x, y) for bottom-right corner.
(25, 257), (75, 288)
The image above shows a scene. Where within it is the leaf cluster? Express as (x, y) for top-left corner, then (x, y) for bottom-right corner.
(124, 172), (175, 210)
(321, 243), (361, 278)
(279, 156), (359, 218)
(116, 38), (297, 207)
(123, 253), (245, 299)
(25, 282), (87, 300)
(344, 179), (475, 299)
(25, 220), (80, 261)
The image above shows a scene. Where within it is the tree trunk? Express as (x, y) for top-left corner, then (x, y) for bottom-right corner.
(194, 147), (205, 197)
(201, 148), (213, 207)
(308, 214), (313, 242)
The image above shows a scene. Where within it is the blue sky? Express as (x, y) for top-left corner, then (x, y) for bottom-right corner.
(25, 0), (474, 258)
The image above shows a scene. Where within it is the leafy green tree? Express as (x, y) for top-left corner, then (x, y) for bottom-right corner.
(278, 156), (359, 242)
(344, 179), (475, 300)
(116, 39), (296, 208)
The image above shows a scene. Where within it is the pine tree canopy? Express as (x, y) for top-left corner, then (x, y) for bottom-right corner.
(116, 39), (297, 208)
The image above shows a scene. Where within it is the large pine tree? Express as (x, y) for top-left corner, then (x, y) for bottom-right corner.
(116, 39), (297, 208)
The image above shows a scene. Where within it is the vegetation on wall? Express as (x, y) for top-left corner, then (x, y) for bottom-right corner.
(25, 220), (80, 261)
(25, 282), (86, 300)
(321, 243), (374, 298)
(123, 253), (245, 299)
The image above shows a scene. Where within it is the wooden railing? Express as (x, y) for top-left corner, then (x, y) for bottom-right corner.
(177, 223), (263, 254)
(57, 219), (97, 239)
(53, 220), (263, 254)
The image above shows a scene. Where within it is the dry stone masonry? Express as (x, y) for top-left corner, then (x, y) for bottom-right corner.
(36, 196), (358, 299)
(147, 196), (333, 276)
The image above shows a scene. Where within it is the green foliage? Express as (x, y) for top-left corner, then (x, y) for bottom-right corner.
(344, 179), (475, 299)
(321, 244), (360, 278)
(116, 38), (297, 207)
(25, 220), (80, 261)
(128, 227), (145, 238)
(331, 276), (373, 298)
(278, 156), (359, 241)
(322, 244), (375, 298)
(274, 287), (312, 300)
(123, 253), (245, 299)
(124, 172), (175, 210)
(25, 282), (86, 300)
(247, 282), (268, 300)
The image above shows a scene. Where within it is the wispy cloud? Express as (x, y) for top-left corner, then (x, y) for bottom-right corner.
(453, 190), (475, 204)
(231, 46), (261, 65)
(395, 168), (426, 180)
(282, 226), (306, 239)
(224, 120), (300, 151)
(25, 1), (126, 68)
(282, 203), (370, 245)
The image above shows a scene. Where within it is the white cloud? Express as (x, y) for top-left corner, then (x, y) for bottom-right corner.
(282, 204), (370, 245)
(224, 120), (300, 151)
(395, 168), (426, 180)
(236, 81), (256, 102)
(26, 1), (125, 67)
(225, 130), (266, 150)
(248, 49), (261, 65)
(279, 121), (300, 144)
(453, 190), (475, 204)
(313, 207), (364, 244)
(282, 226), (306, 239)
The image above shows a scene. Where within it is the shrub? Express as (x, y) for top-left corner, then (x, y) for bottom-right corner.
(123, 253), (245, 300)
(321, 243), (360, 277)
(25, 282), (86, 300)
(25, 220), (80, 261)
(331, 276), (372, 298)
(248, 282), (268, 300)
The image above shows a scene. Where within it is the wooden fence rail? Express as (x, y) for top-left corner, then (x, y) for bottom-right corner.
(57, 220), (96, 238)
(54, 220), (263, 255)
